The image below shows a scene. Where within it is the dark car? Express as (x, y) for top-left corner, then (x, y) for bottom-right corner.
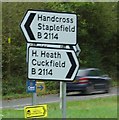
(67, 68), (111, 94)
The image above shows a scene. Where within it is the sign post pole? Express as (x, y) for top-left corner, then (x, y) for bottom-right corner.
(26, 80), (37, 106)
(60, 81), (62, 109)
(62, 82), (66, 118)
(60, 45), (66, 118)
(32, 92), (37, 105)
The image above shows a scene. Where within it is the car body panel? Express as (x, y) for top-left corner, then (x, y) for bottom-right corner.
(66, 68), (111, 94)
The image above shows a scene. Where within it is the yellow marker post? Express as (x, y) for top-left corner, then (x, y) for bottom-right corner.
(8, 37), (11, 44)
(24, 104), (47, 119)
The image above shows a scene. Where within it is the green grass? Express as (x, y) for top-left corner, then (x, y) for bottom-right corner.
(1, 96), (117, 118)
(2, 90), (58, 100)
(2, 92), (32, 100)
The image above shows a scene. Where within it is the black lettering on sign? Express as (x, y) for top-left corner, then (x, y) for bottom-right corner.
(44, 32), (58, 40)
(32, 68), (36, 74)
(40, 51), (61, 58)
(37, 32), (42, 39)
(32, 59), (36, 65)
(38, 69), (53, 76)
(37, 23), (75, 33)
(38, 23), (42, 30)
(37, 14), (74, 23)
(32, 50), (38, 57)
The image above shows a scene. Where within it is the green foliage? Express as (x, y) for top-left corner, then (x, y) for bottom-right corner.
(2, 2), (118, 95)
(45, 81), (59, 91)
(2, 75), (26, 96)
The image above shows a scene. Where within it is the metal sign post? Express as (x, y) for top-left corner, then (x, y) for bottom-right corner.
(60, 81), (62, 109)
(62, 82), (66, 118)
(26, 80), (37, 106)
(32, 92), (37, 105)
(60, 45), (66, 118)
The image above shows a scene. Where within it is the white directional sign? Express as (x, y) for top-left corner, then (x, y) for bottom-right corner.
(26, 43), (81, 62)
(69, 44), (81, 56)
(28, 46), (79, 81)
(20, 10), (77, 45)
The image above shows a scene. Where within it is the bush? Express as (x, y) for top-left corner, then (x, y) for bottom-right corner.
(2, 75), (26, 96)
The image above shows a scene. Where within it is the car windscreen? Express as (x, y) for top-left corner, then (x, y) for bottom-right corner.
(87, 69), (101, 76)
(76, 69), (88, 76)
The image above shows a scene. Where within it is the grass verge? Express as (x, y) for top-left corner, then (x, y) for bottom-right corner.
(1, 96), (117, 118)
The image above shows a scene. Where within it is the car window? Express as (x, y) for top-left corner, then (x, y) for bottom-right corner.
(88, 70), (101, 76)
(77, 70), (87, 76)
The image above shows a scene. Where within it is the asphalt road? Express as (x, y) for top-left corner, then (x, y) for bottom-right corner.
(1, 87), (118, 109)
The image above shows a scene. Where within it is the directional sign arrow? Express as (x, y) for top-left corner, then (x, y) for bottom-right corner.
(24, 13), (36, 40)
(20, 10), (77, 45)
(66, 52), (77, 79)
(36, 81), (45, 93)
(28, 46), (79, 81)
(38, 85), (44, 90)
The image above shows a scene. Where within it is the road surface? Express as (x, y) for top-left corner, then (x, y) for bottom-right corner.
(1, 87), (118, 109)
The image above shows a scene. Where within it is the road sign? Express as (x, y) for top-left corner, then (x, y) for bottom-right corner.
(28, 46), (79, 81)
(26, 43), (81, 62)
(26, 80), (36, 93)
(69, 44), (81, 56)
(24, 104), (47, 118)
(20, 10), (77, 45)
(36, 81), (45, 93)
